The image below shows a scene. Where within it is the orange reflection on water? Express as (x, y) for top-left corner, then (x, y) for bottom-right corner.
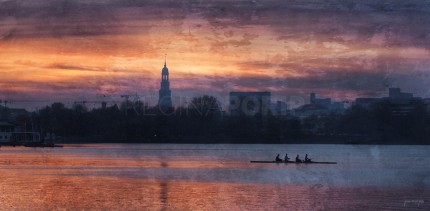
(0, 167), (315, 211)
(1, 170), (424, 210)
(0, 147), (246, 169)
(1, 145), (429, 210)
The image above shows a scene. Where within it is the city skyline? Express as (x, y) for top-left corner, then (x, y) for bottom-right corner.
(1, 0), (430, 110)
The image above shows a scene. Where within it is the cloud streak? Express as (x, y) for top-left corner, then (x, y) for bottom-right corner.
(1, 0), (429, 46)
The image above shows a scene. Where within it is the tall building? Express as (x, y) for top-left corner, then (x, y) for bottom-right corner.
(158, 57), (172, 107)
(229, 92), (271, 116)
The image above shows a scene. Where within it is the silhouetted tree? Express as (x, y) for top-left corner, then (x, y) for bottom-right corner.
(189, 95), (221, 121)
(31, 98), (430, 144)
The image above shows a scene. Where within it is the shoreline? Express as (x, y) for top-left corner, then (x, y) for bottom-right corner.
(54, 135), (429, 145)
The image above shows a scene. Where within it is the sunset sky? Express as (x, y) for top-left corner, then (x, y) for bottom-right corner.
(1, 0), (430, 110)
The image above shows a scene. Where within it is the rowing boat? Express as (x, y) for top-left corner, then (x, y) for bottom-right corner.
(250, 161), (337, 164)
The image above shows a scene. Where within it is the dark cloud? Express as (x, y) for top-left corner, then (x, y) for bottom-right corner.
(0, 73), (157, 99)
(0, 0), (188, 38)
(1, 0), (430, 50)
(1, 1), (428, 42)
(210, 33), (258, 52)
(48, 64), (105, 72)
(195, 0), (430, 48)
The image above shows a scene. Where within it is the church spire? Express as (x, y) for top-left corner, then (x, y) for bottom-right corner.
(158, 55), (172, 108)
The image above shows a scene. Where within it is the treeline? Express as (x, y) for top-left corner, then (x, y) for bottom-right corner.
(302, 100), (430, 144)
(24, 96), (430, 144)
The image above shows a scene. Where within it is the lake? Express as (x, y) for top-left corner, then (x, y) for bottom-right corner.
(0, 144), (429, 210)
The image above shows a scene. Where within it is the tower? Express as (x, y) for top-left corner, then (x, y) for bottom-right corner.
(158, 55), (172, 107)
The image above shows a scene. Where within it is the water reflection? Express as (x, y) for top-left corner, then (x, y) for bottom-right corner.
(159, 160), (169, 210)
(0, 144), (429, 210)
(160, 181), (168, 211)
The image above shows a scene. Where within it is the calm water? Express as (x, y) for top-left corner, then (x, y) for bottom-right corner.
(0, 144), (429, 210)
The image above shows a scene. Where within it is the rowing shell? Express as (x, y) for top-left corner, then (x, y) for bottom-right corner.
(250, 161), (337, 164)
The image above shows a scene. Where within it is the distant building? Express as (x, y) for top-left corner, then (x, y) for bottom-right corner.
(355, 88), (419, 108)
(309, 93), (345, 112)
(0, 121), (15, 142)
(354, 88), (423, 115)
(0, 105), (29, 122)
(354, 98), (382, 109)
(271, 101), (288, 116)
(387, 88), (423, 115)
(294, 104), (329, 119)
(0, 121), (41, 144)
(229, 92), (271, 116)
(331, 101), (346, 111)
(389, 88), (413, 99)
(293, 93), (345, 119)
(310, 93), (331, 108)
(158, 57), (172, 107)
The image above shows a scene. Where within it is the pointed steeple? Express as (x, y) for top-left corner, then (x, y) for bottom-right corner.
(162, 55), (169, 75)
(159, 55), (172, 108)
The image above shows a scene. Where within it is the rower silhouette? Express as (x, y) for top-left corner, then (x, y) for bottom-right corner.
(275, 154), (283, 162)
(305, 154), (312, 162)
(295, 154), (302, 163)
(284, 153), (290, 162)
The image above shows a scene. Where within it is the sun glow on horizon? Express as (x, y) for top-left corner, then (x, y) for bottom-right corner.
(1, 0), (430, 109)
